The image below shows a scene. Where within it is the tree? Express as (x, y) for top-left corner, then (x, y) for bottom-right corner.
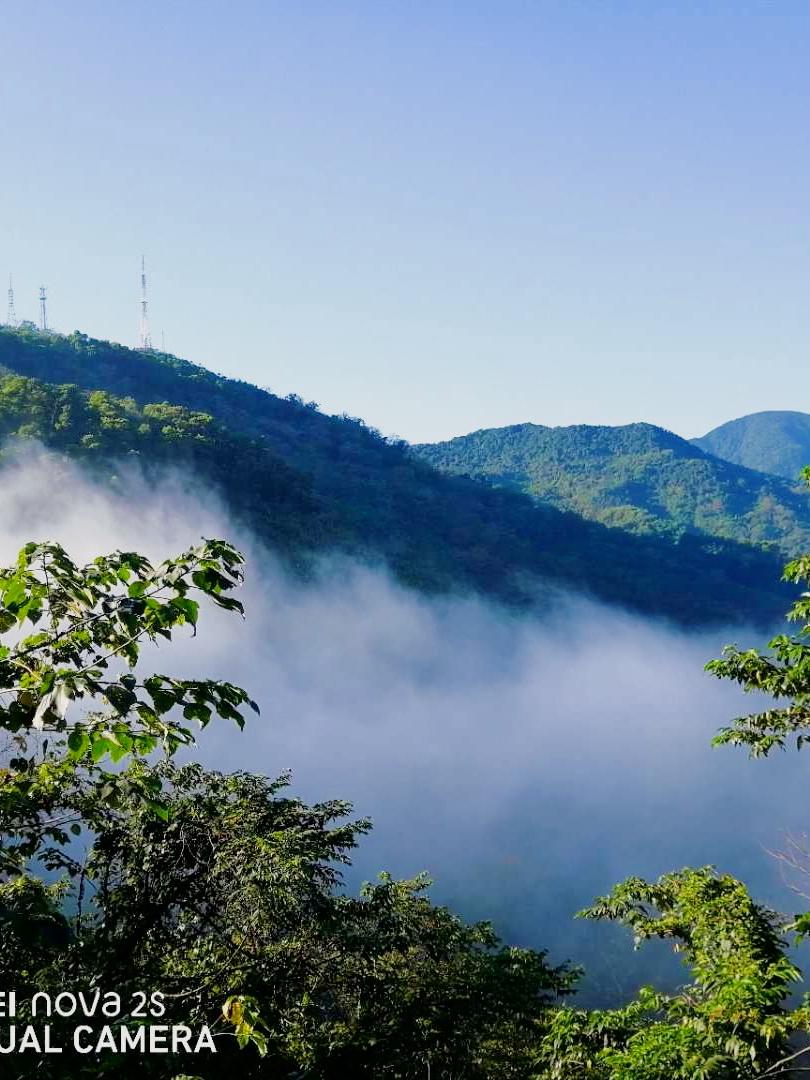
(707, 474), (810, 757)
(0, 760), (574, 1078)
(0, 538), (574, 1078)
(534, 868), (802, 1079)
(0, 537), (257, 867)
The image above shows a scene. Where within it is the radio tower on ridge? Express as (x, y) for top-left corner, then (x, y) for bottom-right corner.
(6, 276), (16, 327)
(138, 256), (152, 350)
(39, 286), (48, 332)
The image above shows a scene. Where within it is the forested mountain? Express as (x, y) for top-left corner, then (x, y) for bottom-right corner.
(0, 325), (794, 625)
(416, 421), (810, 555)
(693, 410), (810, 481)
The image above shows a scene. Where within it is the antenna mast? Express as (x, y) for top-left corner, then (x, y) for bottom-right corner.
(39, 286), (48, 332)
(6, 276), (16, 327)
(138, 256), (152, 350)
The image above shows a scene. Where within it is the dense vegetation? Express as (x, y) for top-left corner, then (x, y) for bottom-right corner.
(0, 374), (319, 555)
(0, 326), (796, 626)
(415, 421), (810, 554)
(5, 533), (810, 1077)
(693, 410), (810, 482)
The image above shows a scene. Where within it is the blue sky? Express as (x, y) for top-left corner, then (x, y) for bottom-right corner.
(2, 2), (810, 442)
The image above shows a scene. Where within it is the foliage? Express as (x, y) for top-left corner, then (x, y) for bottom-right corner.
(0, 762), (575, 1078)
(0, 536), (257, 871)
(708, 473), (810, 755)
(534, 868), (804, 1079)
(0, 760), (578, 1080)
(0, 325), (795, 626)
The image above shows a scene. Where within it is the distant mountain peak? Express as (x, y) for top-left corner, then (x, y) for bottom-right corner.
(693, 410), (810, 481)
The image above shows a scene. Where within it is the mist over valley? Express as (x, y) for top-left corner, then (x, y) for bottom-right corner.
(1, 446), (804, 1001)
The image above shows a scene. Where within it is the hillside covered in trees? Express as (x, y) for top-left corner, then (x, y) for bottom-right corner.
(0, 325), (797, 626)
(416, 421), (810, 554)
(0, 324), (794, 626)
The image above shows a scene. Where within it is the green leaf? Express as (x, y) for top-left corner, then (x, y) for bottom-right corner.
(144, 799), (170, 822)
(89, 735), (115, 763)
(67, 729), (90, 758)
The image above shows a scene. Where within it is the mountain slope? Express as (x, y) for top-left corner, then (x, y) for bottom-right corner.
(415, 421), (810, 555)
(693, 411), (810, 481)
(0, 374), (320, 554)
(0, 325), (794, 626)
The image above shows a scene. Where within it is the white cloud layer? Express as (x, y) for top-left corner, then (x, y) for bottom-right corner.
(1, 446), (805, 998)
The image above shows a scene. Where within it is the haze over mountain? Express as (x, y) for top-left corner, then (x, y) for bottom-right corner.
(692, 410), (810, 482)
(0, 324), (797, 627)
(4, 423), (807, 1008)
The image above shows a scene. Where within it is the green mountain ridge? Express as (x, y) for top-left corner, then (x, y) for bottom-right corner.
(692, 410), (810, 481)
(0, 324), (794, 626)
(415, 421), (810, 556)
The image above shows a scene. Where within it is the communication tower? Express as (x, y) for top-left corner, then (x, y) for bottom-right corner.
(138, 256), (152, 350)
(6, 276), (16, 326)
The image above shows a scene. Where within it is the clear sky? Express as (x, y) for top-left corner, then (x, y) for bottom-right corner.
(2, 2), (810, 443)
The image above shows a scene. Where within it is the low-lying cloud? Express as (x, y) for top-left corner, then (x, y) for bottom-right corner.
(2, 446), (807, 999)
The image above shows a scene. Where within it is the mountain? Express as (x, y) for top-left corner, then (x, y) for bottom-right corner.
(0, 324), (794, 626)
(415, 421), (810, 555)
(692, 411), (810, 481)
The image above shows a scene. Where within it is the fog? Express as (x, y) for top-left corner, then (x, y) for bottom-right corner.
(2, 448), (808, 999)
